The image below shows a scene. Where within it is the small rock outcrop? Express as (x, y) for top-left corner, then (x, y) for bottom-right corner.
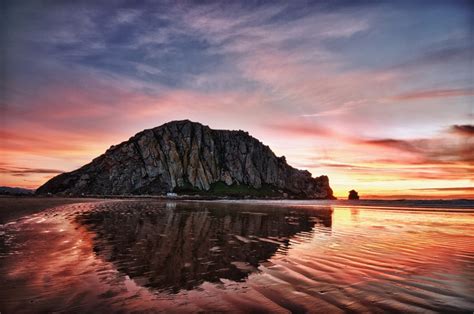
(36, 120), (334, 199)
(348, 190), (359, 200)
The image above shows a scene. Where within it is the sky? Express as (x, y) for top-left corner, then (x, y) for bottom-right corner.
(1, 0), (473, 199)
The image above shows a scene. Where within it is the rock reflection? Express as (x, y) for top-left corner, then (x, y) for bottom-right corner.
(76, 201), (332, 293)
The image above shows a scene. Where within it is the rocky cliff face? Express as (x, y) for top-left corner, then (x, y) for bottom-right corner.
(36, 120), (334, 199)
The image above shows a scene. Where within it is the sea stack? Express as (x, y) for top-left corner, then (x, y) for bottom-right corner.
(37, 120), (334, 199)
(348, 190), (359, 200)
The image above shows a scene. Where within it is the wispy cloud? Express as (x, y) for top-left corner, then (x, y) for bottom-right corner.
(361, 139), (420, 153)
(411, 187), (474, 192)
(358, 130), (474, 164)
(264, 121), (335, 138)
(389, 88), (474, 101)
(0, 166), (64, 177)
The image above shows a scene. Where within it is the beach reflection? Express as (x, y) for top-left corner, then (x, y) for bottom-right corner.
(0, 200), (473, 313)
(76, 202), (332, 293)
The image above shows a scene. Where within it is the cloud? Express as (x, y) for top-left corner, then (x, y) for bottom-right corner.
(114, 9), (141, 24)
(393, 45), (473, 70)
(411, 187), (474, 192)
(363, 137), (473, 164)
(450, 124), (474, 136)
(264, 121), (334, 137)
(355, 122), (474, 164)
(362, 139), (420, 153)
(389, 88), (474, 101)
(300, 159), (474, 181)
(0, 166), (64, 176)
(301, 100), (369, 117)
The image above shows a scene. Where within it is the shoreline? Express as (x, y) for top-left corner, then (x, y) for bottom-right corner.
(1, 196), (473, 224)
(3, 194), (473, 202)
(0, 197), (107, 224)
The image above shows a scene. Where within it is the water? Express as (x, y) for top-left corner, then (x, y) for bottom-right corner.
(1, 200), (473, 313)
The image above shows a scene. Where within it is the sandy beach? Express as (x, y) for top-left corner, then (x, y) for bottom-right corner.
(0, 197), (106, 224)
(1, 199), (473, 312)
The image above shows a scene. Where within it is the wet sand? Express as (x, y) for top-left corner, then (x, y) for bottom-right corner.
(1, 200), (473, 313)
(0, 197), (105, 224)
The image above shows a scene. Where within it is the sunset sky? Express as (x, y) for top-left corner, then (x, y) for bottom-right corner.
(1, 1), (473, 198)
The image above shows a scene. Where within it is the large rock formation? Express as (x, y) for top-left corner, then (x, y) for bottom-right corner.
(36, 120), (334, 199)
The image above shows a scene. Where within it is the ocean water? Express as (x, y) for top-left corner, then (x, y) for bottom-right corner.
(0, 200), (473, 313)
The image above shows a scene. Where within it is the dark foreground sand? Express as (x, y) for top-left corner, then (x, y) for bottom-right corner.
(0, 196), (105, 224)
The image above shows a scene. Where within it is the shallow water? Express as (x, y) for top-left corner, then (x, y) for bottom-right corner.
(1, 200), (473, 313)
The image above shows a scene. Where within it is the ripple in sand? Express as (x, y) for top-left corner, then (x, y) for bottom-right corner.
(0, 200), (473, 313)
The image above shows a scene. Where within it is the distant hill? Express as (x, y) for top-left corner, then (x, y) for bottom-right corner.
(0, 186), (35, 195)
(37, 120), (334, 199)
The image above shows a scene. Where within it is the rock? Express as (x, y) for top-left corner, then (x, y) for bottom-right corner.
(348, 190), (359, 200)
(36, 120), (335, 199)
